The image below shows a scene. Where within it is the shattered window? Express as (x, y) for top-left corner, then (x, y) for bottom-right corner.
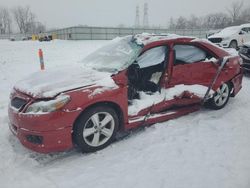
(82, 36), (142, 72)
(137, 46), (167, 68)
(174, 45), (207, 64)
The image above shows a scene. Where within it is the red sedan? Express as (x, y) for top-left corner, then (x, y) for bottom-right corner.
(8, 34), (243, 153)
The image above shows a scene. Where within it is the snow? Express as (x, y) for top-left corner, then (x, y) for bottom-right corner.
(128, 85), (214, 116)
(225, 48), (238, 56)
(0, 40), (250, 188)
(192, 38), (228, 52)
(208, 26), (240, 38)
(134, 33), (193, 46)
(15, 65), (117, 98)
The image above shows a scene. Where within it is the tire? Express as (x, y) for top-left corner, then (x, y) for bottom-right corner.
(229, 40), (238, 49)
(73, 106), (119, 152)
(207, 83), (231, 110)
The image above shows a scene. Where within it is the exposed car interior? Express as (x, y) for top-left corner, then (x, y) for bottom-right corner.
(127, 46), (168, 101)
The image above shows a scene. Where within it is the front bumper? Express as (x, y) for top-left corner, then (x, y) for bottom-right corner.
(9, 122), (73, 153)
(8, 107), (81, 153)
(208, 38), (230, 48)
(213, 41), (230, 48)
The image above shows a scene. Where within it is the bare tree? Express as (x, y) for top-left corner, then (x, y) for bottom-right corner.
(203, 13), (231, 29)
(175, 16), (187, 29)
(240, 5), (250, 23)
(0, 7), (12, 34)
(166, 0), (248, 32)
(35, 22), (46, 33)
(227, 0), (244, 24)
(12, 6), (36, 34)
(187, 15), (203, 29)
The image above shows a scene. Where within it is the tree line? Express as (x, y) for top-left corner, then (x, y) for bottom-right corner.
(169, 1), (250, 30)
(0, 5), (46, 34)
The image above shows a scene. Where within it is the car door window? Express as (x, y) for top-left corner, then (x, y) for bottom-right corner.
(174, 45), (207, 65)
(137, 46), (166, 68)
(241, 28), (248, 34)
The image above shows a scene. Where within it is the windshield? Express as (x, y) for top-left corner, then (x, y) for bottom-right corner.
(218, 26), (240, 36)
(82, 36), (142, 73)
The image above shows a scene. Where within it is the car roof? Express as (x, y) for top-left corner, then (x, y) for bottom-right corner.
(134, 33), (194, 46)
(133, 34), (229, 58)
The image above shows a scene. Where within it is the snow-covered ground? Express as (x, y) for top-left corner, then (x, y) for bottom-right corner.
(0, 40), (250, 188)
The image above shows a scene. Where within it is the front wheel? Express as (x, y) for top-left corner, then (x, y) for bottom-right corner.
(73, 106), (119, 152)
(207, 83), (231, 110)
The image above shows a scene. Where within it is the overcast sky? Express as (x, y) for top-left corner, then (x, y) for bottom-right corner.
(0, 0), (249, 29)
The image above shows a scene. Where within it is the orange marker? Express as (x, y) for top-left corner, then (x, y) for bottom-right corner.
(39, 49), (45, 70)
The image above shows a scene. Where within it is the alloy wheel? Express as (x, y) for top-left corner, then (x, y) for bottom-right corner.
(213, 83), (230, 107)
(83, 112), (115, 147)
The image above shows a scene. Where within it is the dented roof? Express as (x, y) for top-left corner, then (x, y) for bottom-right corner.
(133, 33), (194, 46)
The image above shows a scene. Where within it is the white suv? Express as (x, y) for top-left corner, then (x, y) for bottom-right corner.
(208, 23), (250, 49)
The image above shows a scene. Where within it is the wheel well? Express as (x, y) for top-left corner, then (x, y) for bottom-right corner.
(227, 80), (234, 97)
(230, 40), (238, 45)
(228, 81), (234, 97)
(73, 101), (124, 132)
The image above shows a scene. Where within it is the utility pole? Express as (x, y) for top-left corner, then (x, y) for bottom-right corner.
(135, 5), (140, 28)
(143, 3), (149, 28)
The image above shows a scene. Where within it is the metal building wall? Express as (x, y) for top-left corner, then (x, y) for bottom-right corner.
(47, 26), (208, 40)
(0, 26), (208, 40)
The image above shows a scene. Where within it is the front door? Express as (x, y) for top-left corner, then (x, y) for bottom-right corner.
(128, 45), (169, 118)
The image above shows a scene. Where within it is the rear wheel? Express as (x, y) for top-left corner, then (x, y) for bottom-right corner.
(207, 83), (231, 110)
(229, 40), (238, 49)
(73, 106), (119, 152)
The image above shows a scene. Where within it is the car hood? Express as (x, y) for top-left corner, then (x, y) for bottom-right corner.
(14, 65), (117, 98)
(208, 31), (237, 39)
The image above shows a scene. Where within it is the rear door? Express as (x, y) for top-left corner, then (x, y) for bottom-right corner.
(168, 43), (218, 99)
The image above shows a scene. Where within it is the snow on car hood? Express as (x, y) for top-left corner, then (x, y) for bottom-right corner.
(208, 26), (240, 39)
(14, 65), (117, 98)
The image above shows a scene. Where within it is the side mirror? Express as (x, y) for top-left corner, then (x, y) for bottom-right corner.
(239, 31), (244, 35)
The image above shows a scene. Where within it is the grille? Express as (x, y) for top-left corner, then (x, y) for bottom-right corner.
(208, 38), (222, 43)
(11, 97), (27, 110)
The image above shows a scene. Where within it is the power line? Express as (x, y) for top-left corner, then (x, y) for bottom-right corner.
(135, 5), (140, 28)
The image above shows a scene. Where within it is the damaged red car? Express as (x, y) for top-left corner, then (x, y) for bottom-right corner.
(8, 34), (243, 153)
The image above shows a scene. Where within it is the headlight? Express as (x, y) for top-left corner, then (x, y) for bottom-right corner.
(26, 95), (71, 113)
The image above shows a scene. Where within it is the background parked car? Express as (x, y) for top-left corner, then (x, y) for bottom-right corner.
(206, 29), (221, 38)
(239, 42), (250, 71)
(208, 23), (250, 49)
(39, 35), (52, 42)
